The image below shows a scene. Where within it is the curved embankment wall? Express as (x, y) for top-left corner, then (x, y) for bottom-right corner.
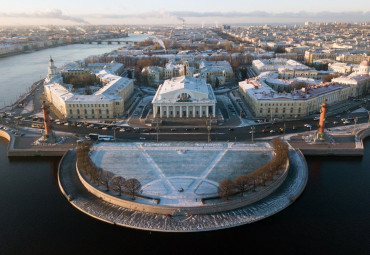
(357, 127), (370, 141)
(75, 156), (289, 216)
(0, 127), (69, 157)
(0, 129), (14, 156)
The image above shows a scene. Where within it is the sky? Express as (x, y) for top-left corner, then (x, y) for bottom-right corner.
(0, 0), (369, 26)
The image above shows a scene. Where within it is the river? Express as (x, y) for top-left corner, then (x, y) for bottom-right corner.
(0, 138), (369, 254)
(0, 34), (147, 108)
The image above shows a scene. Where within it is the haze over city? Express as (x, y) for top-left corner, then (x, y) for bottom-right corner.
(1, 0), (369, 25)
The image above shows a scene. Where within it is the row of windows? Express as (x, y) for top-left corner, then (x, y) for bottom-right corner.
(69, 103), (110, 108)
(262, 103), (301, 107)
(70, 109), (110, 114)
(70, 115), (110, 119)
(261, 107), (301, 113)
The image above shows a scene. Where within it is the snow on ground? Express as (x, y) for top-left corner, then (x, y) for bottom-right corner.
(90, 142), (273, 206)
(352, 107), (368, 113)
(20, 100), (34, 114)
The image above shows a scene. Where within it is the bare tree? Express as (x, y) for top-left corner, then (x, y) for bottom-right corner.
(98, 171), (115, 191)
(218, 179), (235, 200)
(123, 178), (141, 200)
(110, 176), (126, 196)
(234, 176), (249, 196)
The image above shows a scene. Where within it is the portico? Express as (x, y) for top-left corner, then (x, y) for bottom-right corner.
(152, 76), (217, 119)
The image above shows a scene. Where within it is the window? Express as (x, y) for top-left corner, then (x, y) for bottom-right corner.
(69, 109), (72, 114)
(106, 109), (109, 114)
(92, 109), (95, 114)
(77, 109), (80, 114)
(84, 109), (87, 114)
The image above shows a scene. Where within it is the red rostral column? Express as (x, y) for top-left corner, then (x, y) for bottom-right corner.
(41, 101), (52, 135)
(318, 99), (328, 136)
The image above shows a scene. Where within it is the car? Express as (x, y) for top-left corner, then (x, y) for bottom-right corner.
(185, 128), (191, 131)
(193, 127), (199, 130)
(270, 130), (276, 133)
(343, 120), (351, 125)
(304, 124), (312, 128)
(249, 130), (256, 134)
(102, 127), (108, 130)
(333, 121), (338, 125)
(262, 129), (268, 133)
(170, 128), (176, 131)
(139, 137), (146, 140)
(119, 128), (125, 132)
(229, 128), (234, 131)
(292, 126), (297, 130)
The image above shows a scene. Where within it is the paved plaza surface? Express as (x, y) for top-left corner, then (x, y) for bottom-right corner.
(59, 148), (308, 232)
(90, 142), (273, 206)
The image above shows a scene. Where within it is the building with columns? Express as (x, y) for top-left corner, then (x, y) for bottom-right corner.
(44, 57), (134, 119)
(152, 76), (216, 119)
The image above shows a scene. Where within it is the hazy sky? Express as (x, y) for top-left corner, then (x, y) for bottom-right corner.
(0, 0), (369, 25)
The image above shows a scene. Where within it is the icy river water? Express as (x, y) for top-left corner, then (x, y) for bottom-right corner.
(0, 138), (369, 254)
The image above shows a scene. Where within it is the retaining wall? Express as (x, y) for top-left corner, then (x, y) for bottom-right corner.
(76, 156), (289, 215)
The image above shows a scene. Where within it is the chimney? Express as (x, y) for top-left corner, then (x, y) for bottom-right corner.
(183, 65), (187, 76)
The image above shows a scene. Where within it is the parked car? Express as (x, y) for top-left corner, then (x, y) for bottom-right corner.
(304, 124), (312, 128)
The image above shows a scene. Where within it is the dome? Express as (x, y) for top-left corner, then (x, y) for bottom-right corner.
(359, 61), (369, 67)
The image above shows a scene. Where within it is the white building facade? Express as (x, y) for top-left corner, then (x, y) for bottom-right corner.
(152, 76), (216, 119)
(44, 58), (134, 119)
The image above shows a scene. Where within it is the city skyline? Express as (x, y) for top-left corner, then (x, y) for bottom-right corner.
(0, 0), (369, 26)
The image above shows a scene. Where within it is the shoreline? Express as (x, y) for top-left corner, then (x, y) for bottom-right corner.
(0, 34), (129, 60)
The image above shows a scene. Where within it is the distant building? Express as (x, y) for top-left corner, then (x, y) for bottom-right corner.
(152, 75), (216, 119)
(332, 61), (370, 97)
(143, 60), (233, 87)
(304, 50), (337, 65)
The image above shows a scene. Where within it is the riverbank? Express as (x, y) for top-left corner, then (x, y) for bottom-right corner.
(0, 124), (369, 157)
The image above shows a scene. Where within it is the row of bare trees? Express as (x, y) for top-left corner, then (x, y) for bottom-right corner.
(76, 140), (141, 200)
(218, 138), (289, 200)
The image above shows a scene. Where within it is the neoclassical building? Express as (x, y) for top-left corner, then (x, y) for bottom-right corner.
(152, 75), (216, 119)
(44, 57), (134, 119)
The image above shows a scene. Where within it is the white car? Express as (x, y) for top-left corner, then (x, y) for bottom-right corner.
(304, 124), (312, 128)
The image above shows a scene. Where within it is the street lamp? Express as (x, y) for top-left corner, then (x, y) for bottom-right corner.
(353, 117), (358, 134)
(251, 125), (255, 143)
(156, 121), (160, 143)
